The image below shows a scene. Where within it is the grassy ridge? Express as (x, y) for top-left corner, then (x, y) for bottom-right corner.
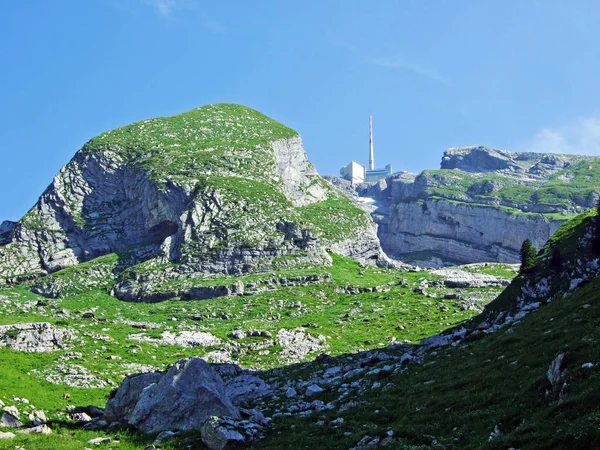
(416, 160), (600, 216)
(81, 104), (298, 183)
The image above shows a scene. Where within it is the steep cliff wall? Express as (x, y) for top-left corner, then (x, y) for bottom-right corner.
(379, 200), (563, 264)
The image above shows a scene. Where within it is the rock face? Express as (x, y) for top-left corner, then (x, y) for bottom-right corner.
(0, 104), (388, 299)
(104, 357), (240, 434)
(380, 200), (562, 265)
(349, 146), (600, 266)
(0, 323), (73, 352)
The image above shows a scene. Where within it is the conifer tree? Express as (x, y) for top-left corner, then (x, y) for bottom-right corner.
(520, 239), (536, 273)
(595, 196), (600, 255)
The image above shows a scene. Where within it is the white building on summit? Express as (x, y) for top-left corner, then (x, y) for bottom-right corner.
(340, 115), (392, 184)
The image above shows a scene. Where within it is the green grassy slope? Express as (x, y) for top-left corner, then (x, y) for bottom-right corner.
(257, 273), (600, 450)
(0, 254), (514, 449)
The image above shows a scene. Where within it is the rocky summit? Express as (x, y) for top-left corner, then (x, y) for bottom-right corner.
(0, 106), (599, 450)
(0, 104), (387, 301)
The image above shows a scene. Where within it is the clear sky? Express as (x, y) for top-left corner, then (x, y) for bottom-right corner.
(2, 1), (600, 221)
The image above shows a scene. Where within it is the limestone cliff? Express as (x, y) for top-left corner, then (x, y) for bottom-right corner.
(353, 146), (600, 266)
(0, 104), (386, 299)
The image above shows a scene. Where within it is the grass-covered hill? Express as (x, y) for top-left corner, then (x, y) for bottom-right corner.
(0, 104), (382, 301)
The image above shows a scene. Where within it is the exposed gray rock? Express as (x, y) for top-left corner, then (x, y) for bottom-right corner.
(0, 431), (15, 439)
(17, 424), (52, 435)
(342, 146), (598, 266)
(441, 146), (520, 172)
(103, 372), (163, 424)
(1, 412), (22, 428)
(105, 357), (240, 434)
(0, 221), (16, 246)
(154, 430), (178, 444)
(380, 200), (562, 266)
(70, 412), (92, 422)
(201, 416), (246, 450)
(548, 353), (567, 393)
(431, 267), (511, 288)
(28, 410), (47, 426)
(271, 136), (328, 207)
(88, 437), (112, 445)
(128, 331), (221, 348)
(277, 328), (325, 361)
(305, 384), (324, 397)
(0, 322), (73, 352)
(226, 375), (272, 406)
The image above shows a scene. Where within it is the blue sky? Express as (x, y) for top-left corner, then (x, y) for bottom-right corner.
(1, 1), (600, 221)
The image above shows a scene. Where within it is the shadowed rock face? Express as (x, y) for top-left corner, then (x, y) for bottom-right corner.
(0, 221), (16, 246)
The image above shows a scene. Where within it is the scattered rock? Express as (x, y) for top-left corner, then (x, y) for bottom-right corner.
(88, 437), (112, 445)
(18, 424), (52, 435)
(28, 409), (47, 425)
(285, 387), (297, 398)
(278, 328), (325, 361)
(1, 412), (22, 428)
(226, 375), (272, 405)
(71, 412), (92, 422)
(305, 384), (324, 397)
(0, 322), (73, 352)
(489, 425), (501, 441)
(548, 353), (567, 393)
(201, 416), (246, 450)
(154, 430), (178, 444)
(0, 431), (15, 439)
(129, 331), (221, 348)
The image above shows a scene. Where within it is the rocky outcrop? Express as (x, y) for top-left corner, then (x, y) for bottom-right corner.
(272, 136), (328, 207)
(0, 323), (73, 352)
(104, 357), (240, 434)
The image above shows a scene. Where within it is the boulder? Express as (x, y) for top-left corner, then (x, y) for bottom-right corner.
(17, 424), (52, 435)
(305, 385), (324, 397)
(105, 357), (240, 434)
(104, 371), (163, 424)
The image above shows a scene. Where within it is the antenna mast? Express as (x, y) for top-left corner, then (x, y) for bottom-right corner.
(369, 115), (374, 170)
